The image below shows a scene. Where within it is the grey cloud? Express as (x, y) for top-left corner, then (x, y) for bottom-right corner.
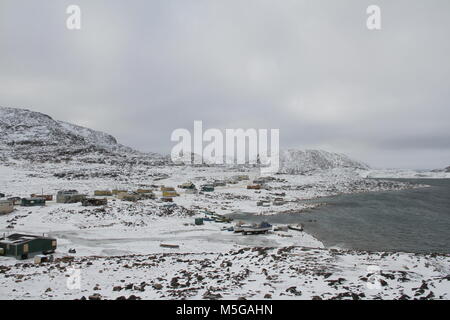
(0, 0), (449, 169)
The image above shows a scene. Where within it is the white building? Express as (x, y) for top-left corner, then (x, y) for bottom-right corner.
(0, 200), (14, 215)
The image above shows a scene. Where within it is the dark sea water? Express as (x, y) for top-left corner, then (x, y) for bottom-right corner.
(228, 179), (450, 254)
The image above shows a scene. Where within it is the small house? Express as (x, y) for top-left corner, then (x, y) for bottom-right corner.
(117, 192), (140, 202)
(0, 200), (14, 214)
(57, 190), (86, 204)
(7, 197), (21, 205)
(94, 190), (113, 197)
(253, 178), (268, 184)
(178, 182), (196, 190)
(21, 197), (46, 207)
(118, 193), (135, 201)
(112, 189), (128, 195)
(161, 197), (173, 202)
(195, 218), (204, 225)
(200, 185), (215, 192)
(213, 180), (227, 187)
(162, 190), (179, 197)
(161, 186), (176, 192)
(273, 198), (286, 206)
(135, 189), (156, 199)
(233, 175), (250, 181)
(136, 189), (153, 194)
(139, 191), (156, 200)
(247, 184), (262, 190)
(0, 233), (57, 260)
(30, 194), (53, 201)
(82, 198), (108, 207)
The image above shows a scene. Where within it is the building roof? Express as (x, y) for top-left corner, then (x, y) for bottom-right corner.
(57, 190), (79, 194)
(0, 233), (55, 245)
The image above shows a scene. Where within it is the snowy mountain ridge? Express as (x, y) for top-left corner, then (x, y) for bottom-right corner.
(0, 106), (118, 147)
(0, 106), (164, 164)
(1, 106), (370, 173)
(278, 149), (369, 174)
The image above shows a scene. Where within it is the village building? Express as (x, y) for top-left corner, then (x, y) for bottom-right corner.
(139, 191), (156, 200)
(56, 190), (86, 204)
(161, 197), (173, 202)
(117, 190), (155, 201)
(7, 197), (21, 205)
(257, 200), (271, 207)
(112, 189), (128, 195)
(247, 184), (262, 190)
(178, 182), (196, 190)
(162, 190), (179, 197)
(233, 175), (250, 181)
(117, 192), (140, 202)
(136, 189), (153, 194)
(30, 194), (53, 201)
(94, 190), (113, 197)
(0, 233), (57, 260)
(273, 198), (286, 206)
(213, 180), (227, 187)
(21, 198), (46, 207)
(0, 200), (14, 215)
(200, 184), (215, 192)
(253, 177), (271, 184)
(161, 186), (176, 192)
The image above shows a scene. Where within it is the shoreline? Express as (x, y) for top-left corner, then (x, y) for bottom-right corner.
(1, 164), (449, 299)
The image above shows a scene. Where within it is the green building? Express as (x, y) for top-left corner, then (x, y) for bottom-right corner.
(21, 197), (46, 207)
(201, 185), (215, 192)
(0, 234), (57, 260)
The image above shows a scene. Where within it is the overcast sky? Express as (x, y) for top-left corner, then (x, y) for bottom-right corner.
(1, 0), (449, 169)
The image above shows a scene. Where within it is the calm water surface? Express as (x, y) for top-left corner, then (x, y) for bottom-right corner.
(228, 179), (450, 254)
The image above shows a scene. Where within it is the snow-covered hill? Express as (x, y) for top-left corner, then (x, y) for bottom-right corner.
(362, 169), (450, 179)
(0, 107), (371, 174)
(0, 106), (164, 165)
(278, 149), (369, 174)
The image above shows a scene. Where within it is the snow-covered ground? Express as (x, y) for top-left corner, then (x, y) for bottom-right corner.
(1, 162), (448, 300)
(1, 246), (448, 300)
(1, 107), (448, 300)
